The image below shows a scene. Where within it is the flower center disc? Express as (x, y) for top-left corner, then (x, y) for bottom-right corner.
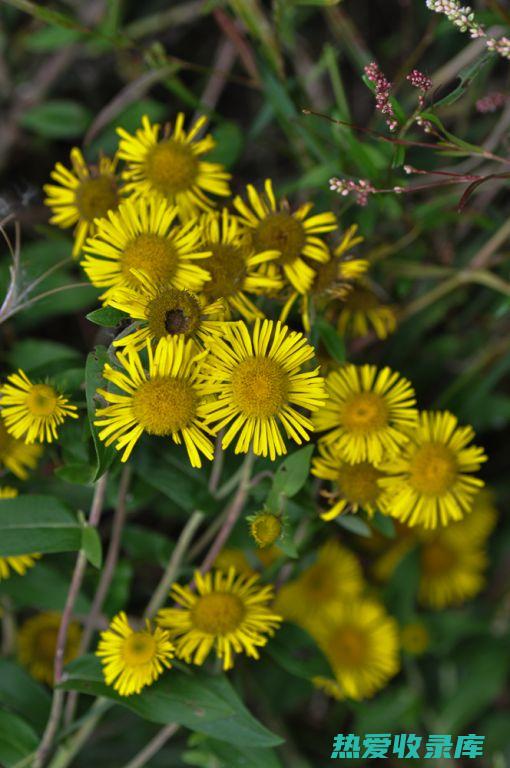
(252, 514), (282, 547)
(192, 592), (245, 635)
(145, 140), (199, 196)
(37, 627), (59, 664)
(146, 289), (201, 340)
(252, 212), (306, 265)
(26, 384), (58, 417)
(76, 175), (119, 222)
(123, 632), (157, 665)
(122, 235), (178, 287)
(132, 377), (197, 435)
(337, 462), (383, 505)
(301, 564), (336, 601)
(203, 244), (247, 299)
(409, 442), (457, 495)
(421, 541), (457, 575)
(342, 392), (389, 433)
(231, 357), (288, 419)
(329, 625), (367, 667)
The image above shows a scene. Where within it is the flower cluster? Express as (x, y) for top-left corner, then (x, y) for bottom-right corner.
(425, 0), (510, 60)
(364, 62), (398, 131)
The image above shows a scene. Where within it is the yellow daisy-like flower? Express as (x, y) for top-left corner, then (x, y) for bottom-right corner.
(104, 268), (225, 351)
(81, 197), (211, 298)
(0, 371), (78, 444)
(312, 599), (400, 701)
(17, 612), (81, 686)
(451, 488), (498, 544)
(312, 441), (386, 521)
(378, 411), (487, 529)
(248, 511), (283, 548)
(117, 114), (230, 216)
(94, 337), (213, 467)
(280, 225), (367, 334)
(0, 416), (42, 479)
(400, 621), (430, 656)
(199, 319), (326, 461)
(157, 568), (282, 671)
(199, 209), (282, 321)
(44, 148), (120, 257)
(313, 364), (418, 465)
(96, 612), (174, 697)
(233, 179), (337, 294)
(337, 286), (397, 340)
(274, 540), (364, 628)
(0, 487), (41, 581)
(418, 532), (487, 609)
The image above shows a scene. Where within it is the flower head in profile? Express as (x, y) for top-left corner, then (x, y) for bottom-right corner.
(312, 599), (400, 701)
(337, 286), (397, 340)
(199, 209), (282, 320)
(0, 371), (78, 444)
(275, 540), (364, 628)
(313, 364), (418, 464)
(0, 416), (42, 479)
(0, 488), (42, 580)
(96, 612), (174, 697)
(199, 319), (326, 461)
(104, 268), (225, 351)
(157, 568), (281, 670)
(44, 149), (120, 257)
(95, 337), (213, 467)
(17, 612), (81, 685)
(233, 179), (337, 294)
(378, 411), (487, 528)
(117, 114), (230, 217)
(81, 197), (211, 298)
(312, 441), (387, 520)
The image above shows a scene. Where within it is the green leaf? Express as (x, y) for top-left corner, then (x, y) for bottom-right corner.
(316, 316), (346, 363)
(0, 710), (39, 767)
(354, 685), (420, 733)
(208, 122), (244, 168)
(61, 655), (283, 747)
(85, 347), (118, 481)
(5, 339), (81, 377)
(430, 54), (492, 109)
(266, 622), (332, 680)
(184, 734), (283, 768)
(335, 514), (372, 537)
(0, 660), (51, 732)
(86, 306), (129, 328)
(81, 524), (103, 569)
(269, 445), (314, 501)
(20, 100), (92, 139)
(370, 511), (396, 538)
(24, 25), (83, 51)
(0, 496), (81, 556)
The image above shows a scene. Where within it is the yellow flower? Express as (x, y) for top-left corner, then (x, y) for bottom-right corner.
(233, 179), (337, 294)
(0, 416), (42, 479)
(0, 486), (41, 581)
(199, 319), (326, 461)
(104, 268), (225, 351)
(44, 148), (120, 257)
(400, 621), (430, 656)
(378, 411), (487, 529)
(117, 114), (230, 216)
(312, 441), (386, 520)
(199, 209), (282, 321)
(418, 531), (487, 609)
(0, 372), (78, 444)
(312, 599), (400, 701)
(157, 568), (282, 671)
(314, 364), (418, 464)
(95, 337), (214, 467)
(96, 612), (174, 697)
(274, 540), (364, 628)
(337, 286), (397, 340)
(81, 197), (211, 298)
(17, 612), (81, 686)
(248, 511), (283, 548)
(0, 485), (19, 499)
